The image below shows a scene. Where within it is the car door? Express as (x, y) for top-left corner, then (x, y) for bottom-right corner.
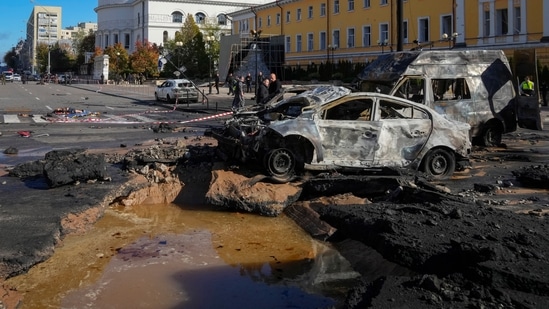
(373, 97), (432, 167)
(158, 81), (171, 98)
(315, 98), (380, 167)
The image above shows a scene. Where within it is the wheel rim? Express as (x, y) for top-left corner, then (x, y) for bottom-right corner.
(267, 149), (295, 177)
(429, 153), (448, 176)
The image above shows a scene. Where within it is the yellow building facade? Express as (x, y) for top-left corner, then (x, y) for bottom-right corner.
(229, 0), (549, 68)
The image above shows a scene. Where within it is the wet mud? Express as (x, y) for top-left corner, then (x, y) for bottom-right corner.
(4, 203), (357, 308)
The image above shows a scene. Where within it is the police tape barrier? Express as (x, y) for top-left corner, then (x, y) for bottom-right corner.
(46, 111), (233, 124)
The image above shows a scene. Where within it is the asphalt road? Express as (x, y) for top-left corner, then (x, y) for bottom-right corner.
(0, 81), (237, 166)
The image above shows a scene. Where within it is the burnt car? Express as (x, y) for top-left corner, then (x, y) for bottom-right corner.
(210, 85), (471, 183)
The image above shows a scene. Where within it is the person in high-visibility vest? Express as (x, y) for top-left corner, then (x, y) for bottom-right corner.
(520, 76), (535, 96)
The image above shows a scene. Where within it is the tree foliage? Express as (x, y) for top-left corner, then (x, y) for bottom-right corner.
(104, 43), (129, 75)
(129, 40), (159, 77)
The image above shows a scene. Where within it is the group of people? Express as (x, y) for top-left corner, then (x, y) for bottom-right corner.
(224, 71), (282, 111)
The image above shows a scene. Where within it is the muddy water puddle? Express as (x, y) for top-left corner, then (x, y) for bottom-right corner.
(6, 203), (359, 308)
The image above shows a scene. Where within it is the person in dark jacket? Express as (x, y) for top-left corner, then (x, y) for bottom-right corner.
(268, 73), (282, 100)
(256, 78), (270, 105)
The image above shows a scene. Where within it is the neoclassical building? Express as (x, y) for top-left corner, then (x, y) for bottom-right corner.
(94, 0), (270, 52)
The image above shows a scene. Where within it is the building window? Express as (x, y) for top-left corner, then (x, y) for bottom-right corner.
(217, 14), (227, 25)
(124, 33), (130, 49)
(363, 0), (370, 8)
(441, 15), (452, 37)
(258, 17), (262, 28)
(419, 18), (429, 42)
(308, 6), (313, 19)
(320, 3), (326, 16)
(380, 23), (389, 42)
(496, 8), (508, 36)
(320, 31), (327, 50)
(334, 0), (340, 14)
(195, 12), (206, 24)
(348, 0), (355, 11)
(362, 25), (371, 47)
(483, 10), (490, 37)
(296, 34), (302, 52)
(104, 34), (109, 48)
(347, 28), (355, 47)
(162, 31), (168, 43)
(276, 13), (281, 25)
(114, 34), (119, 44)
(333, 30), (340, 48)
(297, 8), (302, 21)
(267, 15), (271, 26)
(513, 6), (521, 34)
(380, 0), (388, 5)
(172, 12), (183, 23)
(286, 11), (291, 23)
(307, 33), (314, 51)
(286, 36), (291, 53)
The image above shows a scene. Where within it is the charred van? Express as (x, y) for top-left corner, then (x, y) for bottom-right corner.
(358, 50), (542, 146)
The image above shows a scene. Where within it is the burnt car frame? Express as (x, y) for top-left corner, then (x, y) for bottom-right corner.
(211, 85), (471, 183)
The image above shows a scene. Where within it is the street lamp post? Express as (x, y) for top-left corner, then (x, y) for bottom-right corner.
(250, 30), (262, 96)
(377, 39), (388, 54)
(175, 41), (183, 75)
(442, 32), (459, 49)
(205, 35), (215, 94)
(328, 44), (337, 76)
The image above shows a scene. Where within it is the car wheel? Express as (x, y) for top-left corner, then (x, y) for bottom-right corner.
(154, 92), (161, 101)
(265, 148), (296, 183)
(420, 148), (455, 179)
(167, 94), (173, 103)
(481, 123), (502, 147)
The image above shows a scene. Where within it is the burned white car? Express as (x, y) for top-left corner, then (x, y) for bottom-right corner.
(210, 85), (471, 183)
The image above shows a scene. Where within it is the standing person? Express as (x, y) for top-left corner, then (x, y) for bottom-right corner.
(214, 73), (220, 94)
(541, 81), (548, 106)
(520, 76), (534, 96)
(256, 78), (270, 105)
(245, 73), (252, 93)
(232, 76), (245, 111)
(226, 73), (234, 95)
(257, 71), (264, 83)
(1, 74), (5, 85)
(268, 73), (283, 100)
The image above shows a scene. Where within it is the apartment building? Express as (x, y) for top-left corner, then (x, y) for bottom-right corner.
(228, 0), (549, 68)
(27, 5), (62, 73)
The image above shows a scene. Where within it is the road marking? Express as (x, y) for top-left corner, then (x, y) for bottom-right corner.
(35, 97), (40, 100)
(45, 105), (53, 110)
(103, 114), (129, 122)
(33, 115), (48, 123)
(3, 115), (20, 123)
(105, 106), (115, 110)
(128, 115), (156, 123)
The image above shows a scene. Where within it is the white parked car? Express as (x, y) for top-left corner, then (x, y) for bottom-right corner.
(154, 79), (199, 103)
(2, 71), (13, 82)
(12, 74), (21, 82)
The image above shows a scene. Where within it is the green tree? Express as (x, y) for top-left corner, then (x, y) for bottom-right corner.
(76, 31), (96, 65)
(3, 49), (18, 70)
(105, 43), (129, 77)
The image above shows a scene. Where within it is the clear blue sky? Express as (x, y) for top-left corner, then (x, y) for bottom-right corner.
(0, 0), (97, 60)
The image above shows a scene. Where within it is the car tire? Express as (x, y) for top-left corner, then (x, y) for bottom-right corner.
(420, 148), (455, 179)
(155, 92), (161, 102)
(264, 148), (296, 183)
(480, 123), (502, 147)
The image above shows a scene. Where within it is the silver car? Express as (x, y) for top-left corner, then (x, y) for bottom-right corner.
(155, 79), (199, 103)
(211, 85), (471, 183)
